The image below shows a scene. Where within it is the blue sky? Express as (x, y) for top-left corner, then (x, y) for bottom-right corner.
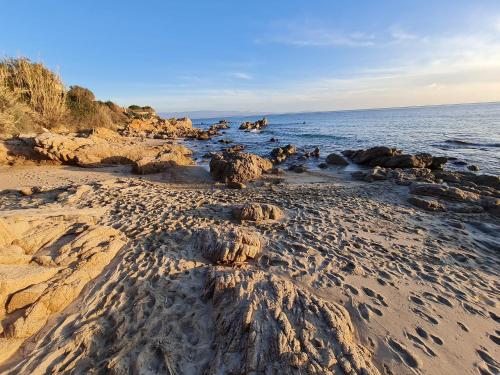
(2, 0), (500, 114)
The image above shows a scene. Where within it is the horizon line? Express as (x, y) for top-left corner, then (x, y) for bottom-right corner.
(163, 100), (500, 120)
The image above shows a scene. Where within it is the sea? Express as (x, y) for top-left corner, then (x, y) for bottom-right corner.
(185, 102), (500, 175)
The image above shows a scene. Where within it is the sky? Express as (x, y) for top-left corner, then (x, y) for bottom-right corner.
(2, 0), (500, 115)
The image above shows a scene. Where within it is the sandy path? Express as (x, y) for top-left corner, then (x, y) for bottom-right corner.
(0, 167), (498, 374)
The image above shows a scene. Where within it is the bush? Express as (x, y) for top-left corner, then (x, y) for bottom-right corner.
(0, 84), (39, 135)
(0, 58), (66, 128)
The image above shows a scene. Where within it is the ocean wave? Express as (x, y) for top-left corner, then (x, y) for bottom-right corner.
(444, 139), (500, 147)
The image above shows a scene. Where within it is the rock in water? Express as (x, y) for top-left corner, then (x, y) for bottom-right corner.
(239, 117), (268, 130)
(233, 203), (283, 222)
(325, 153), (348, 166)
(204, 268), (381, 375)
(210, 152), (273, 183)
(197, 227), (263, 265)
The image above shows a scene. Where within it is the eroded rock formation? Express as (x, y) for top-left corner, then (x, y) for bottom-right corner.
(210, 151), (273, 183)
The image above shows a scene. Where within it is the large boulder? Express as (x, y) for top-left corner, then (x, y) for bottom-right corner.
(325, 153), (348, 166)
(196, 227), (263, 265)
(210, 152), (272, 183)
(233, 203), (283, 222)
(33, 131), (194, 172)
(204, 268), (381, 374)
(0, 213), (126, 346)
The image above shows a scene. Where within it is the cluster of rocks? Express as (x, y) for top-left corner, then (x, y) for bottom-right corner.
(0, 213), (126, 359)
(298, 147), (320, 160)
(194, 204), (379, 374)
(239, 117), (268, 131)
(1, 128), (195, 174)
(350, 165), (500, 215)
(343, 146), (448, 170)
(271, 144), (297, 163)
(208, 120), (230, 133)
(120, 113), (215, 140)
(209, 151), (273, 185)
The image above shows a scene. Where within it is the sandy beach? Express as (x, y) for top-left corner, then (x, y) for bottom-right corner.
(0, 161), (498, 374)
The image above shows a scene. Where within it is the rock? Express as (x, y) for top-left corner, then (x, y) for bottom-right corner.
(351, 167), (389, 182)
(0, 245), (32, 265)
(408, 197), (446, 212)
(204, 268), (381, 375)
(33, 132), (194, 169)
(467, 165), (480, 171)
(269, 167), (285, 175)
(271, 144), (297, 163)
(288, 164), (307, 173)
(318, 162), (328, 169)
(132, 146), (194, 174)
(227, 181), (246, 189)
(480, 197), (500, 216)
(239, 117), (268, 131)
(210, 152), (273, 183)
(344, 146), (447, 170)
(0, 264), (60, 317)
(325, 153), (348, 166)
(233, 203), (283, 222)
(19, 187), (34, 196)
(410, 183), (481, 203)
(196, 227), (263, 265)
(7, 283), (48, 313)
(269, 137), (278, 142)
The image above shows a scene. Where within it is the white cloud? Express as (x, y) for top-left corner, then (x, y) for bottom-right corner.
(229, 72), (253, 80)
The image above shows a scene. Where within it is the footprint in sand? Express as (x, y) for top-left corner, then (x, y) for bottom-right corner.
(387, 338), (420, 369)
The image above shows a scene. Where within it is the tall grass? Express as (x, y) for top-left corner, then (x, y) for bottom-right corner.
(0, 58), (66, 128)
(0, 57), (129, 135)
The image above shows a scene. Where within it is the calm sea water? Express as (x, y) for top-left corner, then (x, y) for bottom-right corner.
(186, 102), (500, 175)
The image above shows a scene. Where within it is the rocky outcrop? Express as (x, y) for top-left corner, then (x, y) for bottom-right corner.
(408, 197), (446, 212)
(0, 212), (126, 360)
(121, 114), (205, 139)
(210, 151), (273, 183)
(233, 203), (283, 222)
(325, 153), (348, 166)
(0, 137), (53, 166)
(32, 130), (194, 173)
(239, 117), (268, 131)
(196, 227), (263, 265)
(204, 268), (381, 375)
(343, 146), (447, 170)
(271, 144), (296, 163)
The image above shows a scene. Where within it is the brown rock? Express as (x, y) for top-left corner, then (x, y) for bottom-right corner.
(233, 203), (283, 222)
(197, 227), (263, 265)
(210, 152), (272, 183)
(325, 153), (348, 166)
(408, 197), (446, 212)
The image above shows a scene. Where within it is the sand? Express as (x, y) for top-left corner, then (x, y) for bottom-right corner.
(0, 164), (498, 374)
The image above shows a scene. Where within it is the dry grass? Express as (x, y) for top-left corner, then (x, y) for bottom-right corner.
(0, 58), (66, 128)
(0, 83), (41, 135)
(0, 58), (129, 135)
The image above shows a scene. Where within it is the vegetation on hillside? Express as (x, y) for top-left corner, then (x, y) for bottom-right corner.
(0, 57), (132, 135)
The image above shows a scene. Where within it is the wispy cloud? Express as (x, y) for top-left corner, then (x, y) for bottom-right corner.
(229, 72), (253, 80)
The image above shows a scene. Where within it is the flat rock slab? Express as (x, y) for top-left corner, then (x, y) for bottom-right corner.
(0, 264), (60, 316)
